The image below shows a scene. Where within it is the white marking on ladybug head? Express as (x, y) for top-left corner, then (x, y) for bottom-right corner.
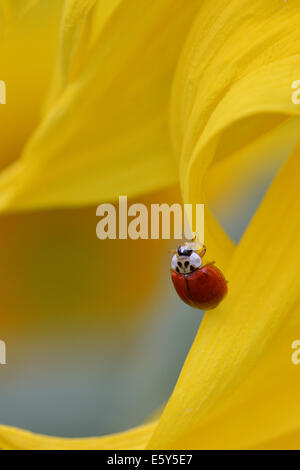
(171, 254), (178, 271)
(171, 251), (202, 274)
(190, 252), (202, 269)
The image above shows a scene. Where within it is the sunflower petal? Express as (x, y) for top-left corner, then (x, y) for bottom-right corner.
(0, 0), (41, 22)
(169, 1), (300, 272)
(0, 0), (63, 174)
(148, 136), (300, 449)
(170, 0), (300, 203)
(0, 0), (203, 211)
(148, 0), (300, 448)
(0, 421), (156, 450)
(206, 116), (300, 210)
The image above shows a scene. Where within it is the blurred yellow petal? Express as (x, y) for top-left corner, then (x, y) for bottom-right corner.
(0, 0), (63, 173)
(45, 0), (97, 107)
(148, 138), (300, 449)
(0, 421), (156, 450)
(0, 0), (203, 211)
(0, 0), (41, 22)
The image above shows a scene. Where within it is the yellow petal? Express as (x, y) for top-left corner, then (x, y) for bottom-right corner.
(206, 115), (300, 211)
(45, 0), (97, 108)
(169, 1), (300, 273)
(170, 0), (300, 262)
(253, 427), (300, 451)
(0, 0), (203, 211)
(2, 0), (300, 452)
(148, 136), (300, 449)
(0, 0), (41, 22)
(0, 0), (63, 173)
(0, 421), (156, 450)
(147, 0), (300, 448)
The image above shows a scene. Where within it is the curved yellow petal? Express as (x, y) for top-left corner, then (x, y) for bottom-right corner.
(148, 137), (300, 449)
(0, 421), (156, 450)
(0, 0), (203, 211)
(206, 115), (300, 210)
(168, 1), (300, 272)
(184, 54), (300, 210)
(170, 0), (300, 212)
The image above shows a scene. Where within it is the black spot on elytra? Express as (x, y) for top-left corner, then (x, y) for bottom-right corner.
(184, 261), (189, 268)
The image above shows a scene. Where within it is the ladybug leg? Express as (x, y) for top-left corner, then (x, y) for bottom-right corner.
(198, 244), (207, 258)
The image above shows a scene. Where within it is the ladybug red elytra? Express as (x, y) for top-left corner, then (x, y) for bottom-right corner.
(171, 241), (227, 310)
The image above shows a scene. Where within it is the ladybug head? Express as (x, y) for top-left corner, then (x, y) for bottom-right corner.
(171, 244), (202, 274)
(177, 246), (193, 257)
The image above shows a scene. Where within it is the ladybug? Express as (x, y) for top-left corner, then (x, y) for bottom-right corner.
(171, 242), (227, 310)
